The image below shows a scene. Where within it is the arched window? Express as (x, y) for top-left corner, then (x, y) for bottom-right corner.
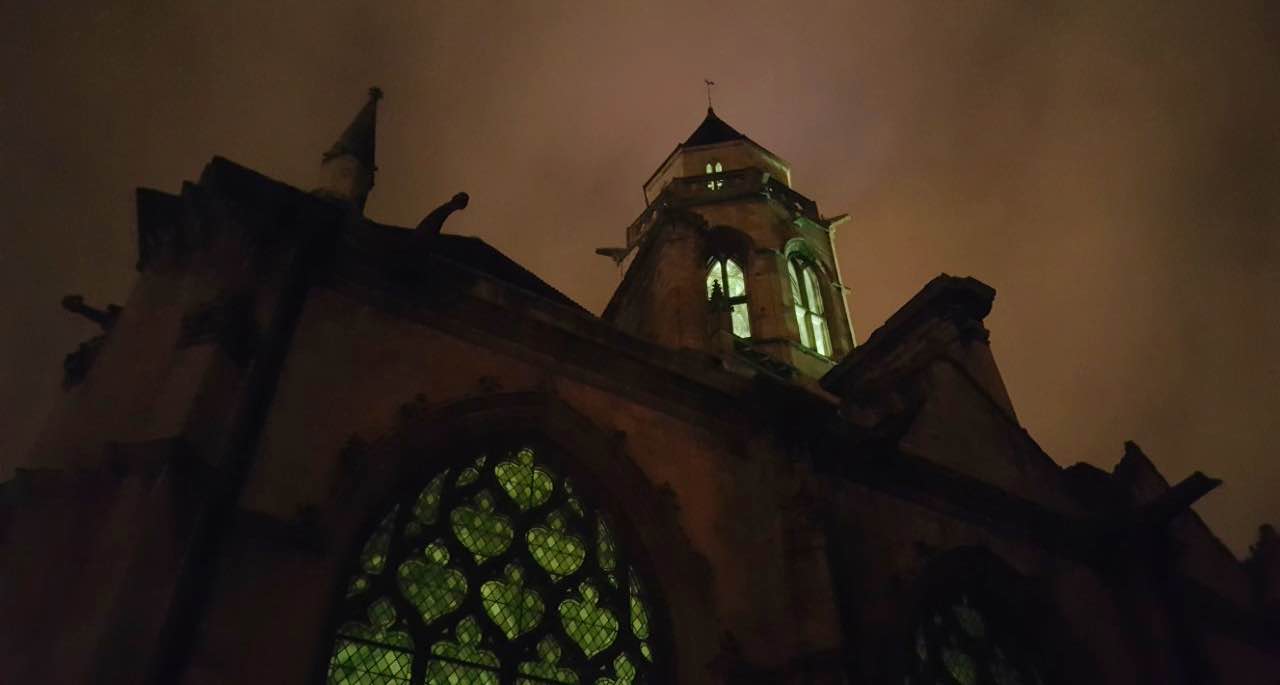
(324, 444), (658, 684)
(787, 257), (830, 356)
(706, 256), (750, 338)
(907, 591), (1045, 685)
(704, 160), (724, 190)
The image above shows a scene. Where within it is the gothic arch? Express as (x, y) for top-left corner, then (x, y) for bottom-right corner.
(310, 392), (710, 684)
(703, 225), (754, 266)
(895, 546), (1079, 685)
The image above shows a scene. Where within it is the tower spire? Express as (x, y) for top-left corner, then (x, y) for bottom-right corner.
(315, 86), (383, 212)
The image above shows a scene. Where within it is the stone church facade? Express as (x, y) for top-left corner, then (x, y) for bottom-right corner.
(2, 89), (1277, 684)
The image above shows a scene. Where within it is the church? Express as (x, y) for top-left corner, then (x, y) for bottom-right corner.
(2, 88), (1277, 684)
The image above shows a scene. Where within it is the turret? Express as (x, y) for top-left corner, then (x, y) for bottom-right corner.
(314, 87), (382, 211)
(603, 107), (856, 378)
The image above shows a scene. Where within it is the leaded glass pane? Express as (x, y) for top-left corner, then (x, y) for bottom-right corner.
(361, 509), (397, 574)
(908, 592), (1042, 685)
(724, 259), (746, 297)
(597, 518), (617, 573)
(788, 260), (803, 304)
(594, 653), (636, 685)
(495, 448), (554, 511)
(457, 455), (486, 487)
(528, 510), (586, 578)
(413, 472), (448, 526)
(329, 599), (413, 685)
(424, 616), (499, 685)
(943, 646), (977, 685)
(398, 542), (467, 625)
(795, 305), (812, 347)
(325, 445), (659, 684)
(706, 261), (724, 300)
(560, 582), (619, 658)
(482, 564), (545, 639)
(803, 266), (824, 314)
(450, 491), (514, 562)
(629, 570), (650, 640)
(811, 314), (830, 356)
(517, 637), (579, 685)
(730, 303), (751, 338)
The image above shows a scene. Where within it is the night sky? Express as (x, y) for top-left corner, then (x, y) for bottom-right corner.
(2, 2), (1277, 556)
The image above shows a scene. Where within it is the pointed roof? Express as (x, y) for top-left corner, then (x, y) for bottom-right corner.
(323, 87), (382, 168)
(683, 107), (748, 147)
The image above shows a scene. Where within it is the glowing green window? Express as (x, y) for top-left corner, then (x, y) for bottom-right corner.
(704, 160), (724, 190)
(706, 256), (750, 338)
(324, 444), (660, 684)
(906, 593), (1044, 685)
(788, 257), (830, 356)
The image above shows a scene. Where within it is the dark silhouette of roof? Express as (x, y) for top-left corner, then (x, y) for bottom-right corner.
(683, 108), (748, 147)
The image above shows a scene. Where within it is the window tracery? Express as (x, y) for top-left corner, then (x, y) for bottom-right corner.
(706, 256), (750, 338)
(907, 592), (1044, 685)
(787, 257), (830, 356)
(324, 445), (658, 684)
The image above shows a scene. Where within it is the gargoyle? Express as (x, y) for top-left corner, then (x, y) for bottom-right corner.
(414, 192), (469, 240)
(61, 295), (122, 331)
(60, 295), (123, 388)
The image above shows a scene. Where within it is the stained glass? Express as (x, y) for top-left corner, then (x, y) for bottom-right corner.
(424, 617), (499, 685)
(953, 598), (984, 639)
(347, 575), (370, 598)
(594, 653), (636, 685)
(325, 445), (658, 684)
(560, 582), (618, 658)
(361, 509), (397, 574)
(481, 563), (545, 639)
(457, 456), (486, 487)
(450, 490), (513, 562)
(328, 599), (413, 685)
(495, 448), (554, 510)
(528, 510), (586, 578)
(596, 518), (617, 573)
(909, 592), (1043, 685)
(517, 637), (579, 685)
(398, 542), (467, 625)
(628, 570), (649, 640)
(413, 472), (449, 526)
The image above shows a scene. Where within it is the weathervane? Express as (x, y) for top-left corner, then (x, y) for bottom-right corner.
(704, 79), (716, 108)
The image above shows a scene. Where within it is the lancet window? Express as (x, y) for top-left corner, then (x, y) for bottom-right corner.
(706, 256), (750, 338)
(323, 444), (658, 684)
(788, 257), (830, 356)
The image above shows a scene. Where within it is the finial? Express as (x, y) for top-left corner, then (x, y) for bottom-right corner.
(369, 86), (383, 102)
(704, 79), (716, 110)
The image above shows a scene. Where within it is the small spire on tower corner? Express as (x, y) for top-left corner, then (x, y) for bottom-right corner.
(315, 86), (383, 212)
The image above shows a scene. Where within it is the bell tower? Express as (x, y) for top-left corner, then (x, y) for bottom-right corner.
(602, 107), (856, 378)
